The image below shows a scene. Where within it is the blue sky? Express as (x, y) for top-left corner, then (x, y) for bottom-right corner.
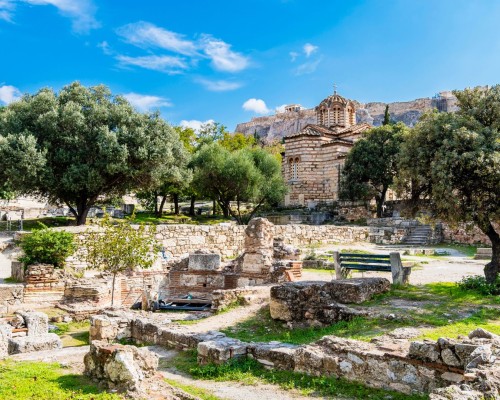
(1, 0), (500, 131)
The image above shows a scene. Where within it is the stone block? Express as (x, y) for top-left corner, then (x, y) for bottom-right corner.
(197, 338), (247, 365)
(8, 333), (62, 354)
(0, 324), (12, 358)
(84, 340), (158, 392)
(270, 280), (382, 325)
(188, 253), (221, 271)
(15, 311), (48, 336)
(408, 341), (441, 363)
(325, 278), (390, 303)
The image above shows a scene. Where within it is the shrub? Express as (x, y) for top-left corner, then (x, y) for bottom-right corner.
(19, 225), (75, 268)
(457, 275), (500, 295)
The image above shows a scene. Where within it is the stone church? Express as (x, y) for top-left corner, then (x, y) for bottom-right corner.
(283, 90), (371, 206)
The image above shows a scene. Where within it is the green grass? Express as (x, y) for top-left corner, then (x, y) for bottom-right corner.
(172, 351), (427, 400)
(2, 276), (22, 283)
(222, 307), (405, 344)
(21, 217), (74, 231)
(0, 361), (121, 399)
(416, 308), (500, 340)
(127, 211), (232, 225)
(164, 377), (222, 400)
(223, 283), (500, 344)
(54, 321), (90, 347)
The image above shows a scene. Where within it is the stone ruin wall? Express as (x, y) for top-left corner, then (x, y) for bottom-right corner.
(89, 311), (500, 398)
(442, 222), (496, 246)
(63, 224), (371, 268)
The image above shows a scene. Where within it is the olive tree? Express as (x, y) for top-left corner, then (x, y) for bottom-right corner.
(340, 123), (407, 217)
(0, 82), (184, 225)
(191, 143), (287, 224)
(398, 86), (500, 282)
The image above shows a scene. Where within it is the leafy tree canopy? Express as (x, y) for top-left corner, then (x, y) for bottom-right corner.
(398, 86), (500, 282)
(340, 122), (407, 217)
(191, 143), (287, 224)
(0, 82), (184, 225)
(219, 131), (257, 151)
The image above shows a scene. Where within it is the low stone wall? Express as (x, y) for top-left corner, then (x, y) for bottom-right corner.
(88, 311), (500, 397)
(23, 264), (65, 305)
(442, 222), (494, 246)
(60, 223), (371, 268)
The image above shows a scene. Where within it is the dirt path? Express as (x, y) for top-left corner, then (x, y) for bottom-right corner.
(148, 346), (328, 400)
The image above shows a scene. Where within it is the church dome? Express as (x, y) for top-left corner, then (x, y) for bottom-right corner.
(315, 89), (356, 129)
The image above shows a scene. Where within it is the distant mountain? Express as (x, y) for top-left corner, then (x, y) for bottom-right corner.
(235, 91), (459, 142)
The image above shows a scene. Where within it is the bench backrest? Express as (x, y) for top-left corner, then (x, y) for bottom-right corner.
(339, 253), (391, 272)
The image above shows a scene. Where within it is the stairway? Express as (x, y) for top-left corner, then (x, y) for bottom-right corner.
(403, 225), (433, 245)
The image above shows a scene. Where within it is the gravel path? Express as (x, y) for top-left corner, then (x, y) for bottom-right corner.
(149, 346), (329, 400)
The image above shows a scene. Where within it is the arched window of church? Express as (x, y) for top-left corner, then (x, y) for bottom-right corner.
(294, 157), (300, 180)
(288, 158), (294, 180)
(348, 108), (355, 125)
(333, 106), (340, 124)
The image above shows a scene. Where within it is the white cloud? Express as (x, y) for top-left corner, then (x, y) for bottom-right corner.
(0, 0), (15, 22)
(275, 104), (288, 113)
(303, 43), (318, 57)
(22, 0), (99, 33)
(116, 54), (188, 74)
(294, 57), (322, 76)
(289, 51), (299, 62)
(242, 98), (270, 115)
(0, 85), (21, 104)
(97, 40), (112, 55)
(123, 92), (172, 112)
(200, 35), (249, 72)
(180, 119), (215, 132)
(117, 21), (197, 56)
(197, 79), (242, 92)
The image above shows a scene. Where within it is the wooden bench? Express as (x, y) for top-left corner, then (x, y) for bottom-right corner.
(332, 252), (410, 285)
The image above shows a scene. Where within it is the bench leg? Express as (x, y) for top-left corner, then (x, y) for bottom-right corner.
(390, 252), (404, 285)
(333, 251), (343, 280)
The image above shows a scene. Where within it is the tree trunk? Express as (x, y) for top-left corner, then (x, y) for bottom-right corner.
(189, 195), (196, 216)
(482, 221), (500, 283)
(76, 202), (90, 225)
(157, 195), (167, 217)
(375, 186), (388, 218)
(111, 272), (117, 307)
(212, 199), (217, 216)
(154, 193), (158, 215)
(173, 193), (179, 215)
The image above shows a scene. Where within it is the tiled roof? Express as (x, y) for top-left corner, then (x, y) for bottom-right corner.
(321, 138), (354, 147)
(285, 122), (371, 140)
(284, 124), (337, 139)
(337, 123), (371, 135)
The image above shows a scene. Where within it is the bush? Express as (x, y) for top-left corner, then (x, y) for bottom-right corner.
(19, 225), (75, 268)
(457, 275), (500, 295)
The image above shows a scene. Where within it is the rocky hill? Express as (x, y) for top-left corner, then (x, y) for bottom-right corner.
(235, 91), (459, 142)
